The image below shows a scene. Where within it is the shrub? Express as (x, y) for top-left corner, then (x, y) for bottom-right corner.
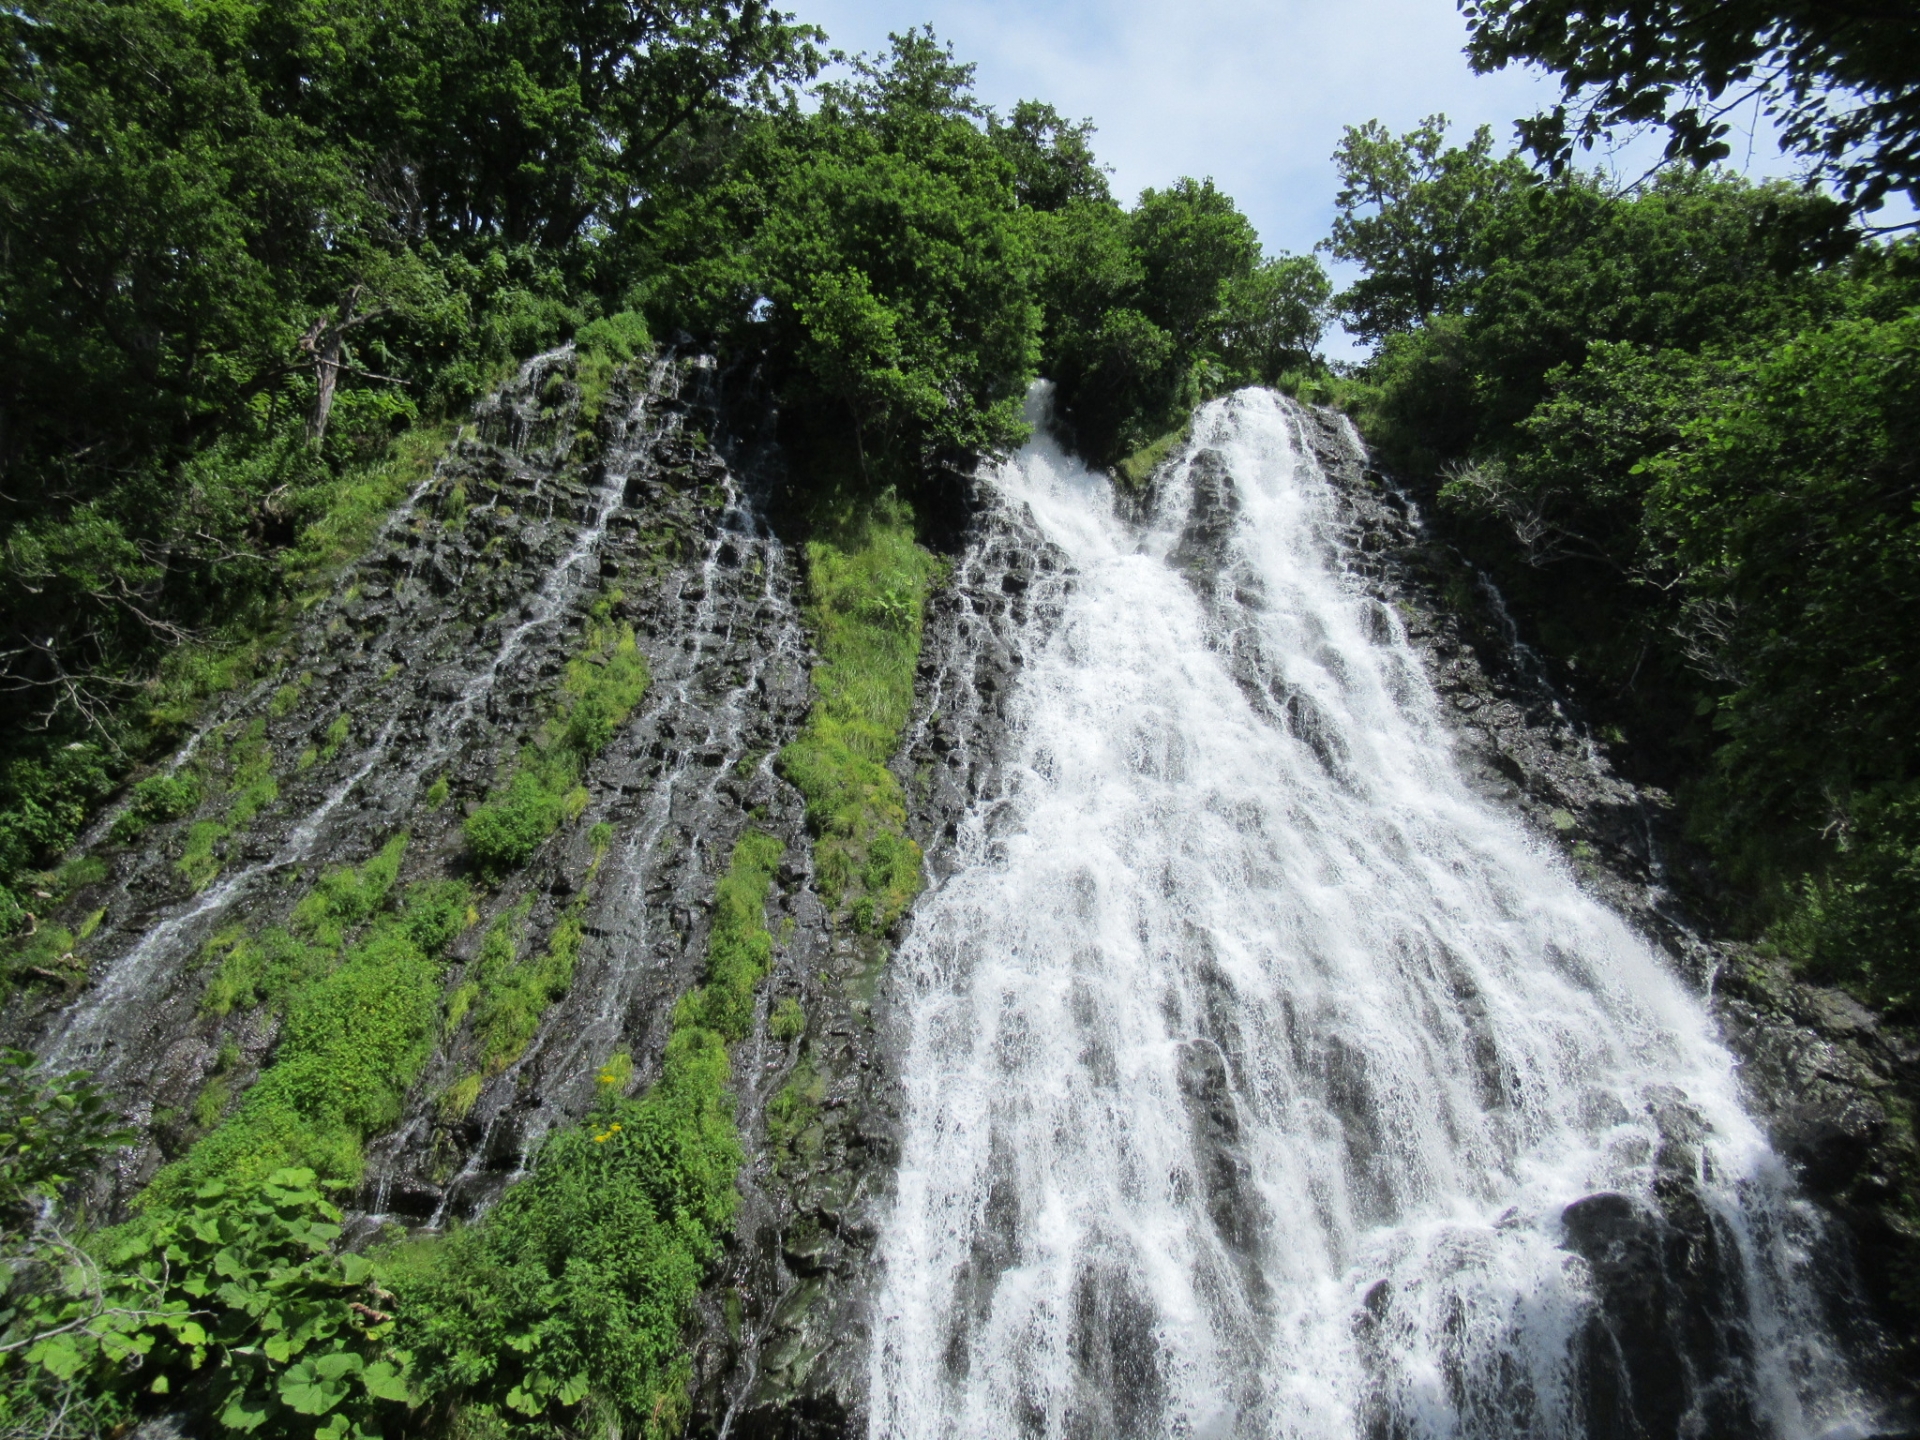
(6, 1168), (415, 1440)
(109, 773), (203, 843)
(393, 832), (782, 1435)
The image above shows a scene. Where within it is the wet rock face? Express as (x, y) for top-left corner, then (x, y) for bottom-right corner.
(10, 350), (820, 1233)
(715, 398), (1919, 1436)
(1711, 949), (1920, 1394)
(691, 481), (1076, 1437)
(1277, 404), (1920, 1419)
(25, 368), (1917, 1436)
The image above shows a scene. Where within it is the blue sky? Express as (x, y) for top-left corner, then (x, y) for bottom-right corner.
(791, 0), (1818, 358)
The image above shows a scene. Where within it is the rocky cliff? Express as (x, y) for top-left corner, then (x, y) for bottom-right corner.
(11, 360), (1914, 1435)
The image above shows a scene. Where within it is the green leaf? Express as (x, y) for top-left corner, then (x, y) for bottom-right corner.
(505, 1384), (543, 1416)
(557, 1371), (591, 1406)
(220, 1390), (273, 1432)
(27, 1335), (85, 1381)
(279, 1361), (350, 1416)
(360, 1360), (413, 1403)
(314, 1350), (365, 1381)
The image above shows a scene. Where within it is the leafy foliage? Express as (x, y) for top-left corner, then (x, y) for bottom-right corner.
(1328, 112), (1920, 1014)
(0, 1051), (130, 1224)
(0, 0), (815, 937)
(1032, 177), (1329, 465)
(6, 1168), (414, 1440)
(1460, 0), (1920, 218)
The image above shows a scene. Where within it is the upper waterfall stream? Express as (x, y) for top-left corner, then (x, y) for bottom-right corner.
(868, 389), (1873, 1439)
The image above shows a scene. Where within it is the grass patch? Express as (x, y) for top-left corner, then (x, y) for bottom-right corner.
(1271, 366), (1381, 424)
(175, 718), (278, 892)
(1113, 424), (1189, 491)
(462, 829), (614, 1078)
(108, 773), (203, 844)
(775, 493), (938, 932)
(769, 995), (805, 1042)
(268, 672), (312, 718)
(318, 713), (351, 762)
(463, 598), (647, 880)
(144, 838), (475, 1206)
(283, 420), (459, 595)
(574, 311), (652, 428)
(199, 836), (411, 1018)
(388, 830), (782, 1435)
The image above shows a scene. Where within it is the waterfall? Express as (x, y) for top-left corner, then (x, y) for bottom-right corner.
(868, 389), (1876, 1438)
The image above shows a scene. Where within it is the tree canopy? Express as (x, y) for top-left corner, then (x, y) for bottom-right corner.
(1461, 0), (1920, 220)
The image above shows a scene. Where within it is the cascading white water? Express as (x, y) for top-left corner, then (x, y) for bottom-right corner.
(868, 389), (1876, 1439)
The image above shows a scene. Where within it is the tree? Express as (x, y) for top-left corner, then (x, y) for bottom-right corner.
(1460, 0), (1920, 221)
(0, 0), (823, 914)
(1216, 255), (1335, 383)
(990, 100), (1111, 212)
(397, 0), (821, 248)
(1323, 116), (1534, 342)
(728, 30), (1042, 483)
(1130, 177), (1263, 352)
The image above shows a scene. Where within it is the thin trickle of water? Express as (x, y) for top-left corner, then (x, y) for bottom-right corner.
(363, 413), (811, 1226)
(46, 708), (402, 1072)
(72, 433), (464, 857)
(44, 355), (672, 1081)
(869, 388), (1879, 1439)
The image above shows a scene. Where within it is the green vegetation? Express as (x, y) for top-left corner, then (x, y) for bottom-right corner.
(390, 832), (783, 1435)
(574, 312), (655, 426)
(453, 823), (614, 1084)
(150, 838), (475, 1204)
(464, 602), (648, 880)
(1114, 425), (1190, 491)
(776, 496), (939, 932)
(9, 1168), (414, 1440)
(108, 773), (202, 844)
(765, 1052), (823, 1160)
(1338, 23), (1920, 1347)
(175, 720), (282, 892)
(769, 995), (806, 1042)
(1462, 0), (1920, 218)
(1026, 172), (1331, 467)
(0, 0), (817, 940)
